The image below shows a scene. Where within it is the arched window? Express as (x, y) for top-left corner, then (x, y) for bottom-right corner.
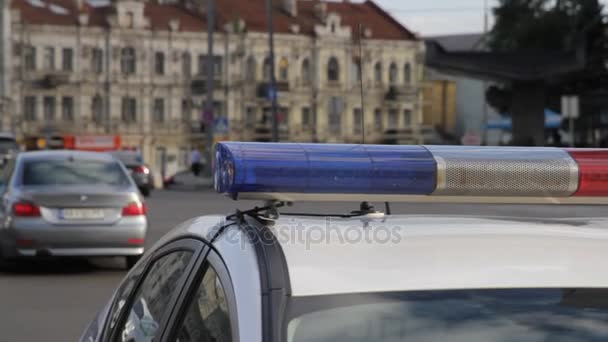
(182, 52), (191, 78)
(263, 57), (272, 81)
(301, 58), (311, 85)
(389, 62), (398, 85)
(279, 57), (289, 81)
(374, 62), (383, 83)
(327, 57), (339, 82)
(245, 56), (257, 82)
(121, 47), (136, 75)
(404, 63), (412, 84)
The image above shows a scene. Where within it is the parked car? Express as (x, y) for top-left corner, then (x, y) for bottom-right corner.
(0, 133), (19, 157)
(111, 151), (154, 197)
(0, 150), (147, 268)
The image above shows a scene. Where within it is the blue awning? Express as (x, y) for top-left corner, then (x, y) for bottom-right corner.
(487, 109), (562, 130)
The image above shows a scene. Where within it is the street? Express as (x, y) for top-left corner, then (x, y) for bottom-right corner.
(0, 188), (606, 342)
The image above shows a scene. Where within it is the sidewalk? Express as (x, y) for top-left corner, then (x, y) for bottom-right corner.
(165, 171), (214, 191)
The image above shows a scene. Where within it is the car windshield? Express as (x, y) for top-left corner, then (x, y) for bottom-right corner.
(286, 289), (608, 342)
(112, 152), (143, 166)
(21, 159), (130, 186)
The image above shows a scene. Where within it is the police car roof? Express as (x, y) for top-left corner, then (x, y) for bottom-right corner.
(168, 214), (608, 297)
(272, 215), (608, 296)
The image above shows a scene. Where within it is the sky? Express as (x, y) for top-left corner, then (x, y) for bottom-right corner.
(373, 0), (608, 37)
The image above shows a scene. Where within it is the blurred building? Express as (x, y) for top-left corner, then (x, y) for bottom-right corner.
(424, 33), (501, 145)
(7, 0), (425, 179)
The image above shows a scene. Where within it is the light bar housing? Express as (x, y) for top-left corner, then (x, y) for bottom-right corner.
(213, 142), (608, 204)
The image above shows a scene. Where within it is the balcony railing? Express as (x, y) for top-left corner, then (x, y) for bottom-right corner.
(385, 85), (418, 102)
(256, 82), (290, 98)
(190, 77), (223, 95)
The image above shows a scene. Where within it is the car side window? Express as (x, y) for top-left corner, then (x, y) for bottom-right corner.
(104, 271), (143, 341)
(174, 264), (233, 342)
(117, 250), (193, 342)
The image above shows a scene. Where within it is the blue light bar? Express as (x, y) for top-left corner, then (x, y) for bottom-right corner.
(214, 142), (437, 197)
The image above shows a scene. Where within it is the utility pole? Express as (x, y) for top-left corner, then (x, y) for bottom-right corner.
(205, 0), (215, 176)
(0, 0), (9, 132)
(481, 0), (489, 145)
(266, 0), (279, 142)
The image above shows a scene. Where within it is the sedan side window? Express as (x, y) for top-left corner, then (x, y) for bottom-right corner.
(174, 265), (232, 342)
(117, 250), (193, 342)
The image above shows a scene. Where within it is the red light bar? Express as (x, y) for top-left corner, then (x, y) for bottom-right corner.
(567, 149), (608, 196)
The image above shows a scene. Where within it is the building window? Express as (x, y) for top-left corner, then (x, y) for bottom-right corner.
(328, 57), (340, 82)
(121, 97), (137, 123)
(24, 96), (37, 121)
(121, 47), (136, 75)
(279, 108), (289, 128)
(245, 56), (256, 82)
(92, 95), (104, 123)
(154, 52), (165, 75)
(43, 47), (55, 70)
(301, 107), (311, 127)
(374, 62), (383, 83)
(374, 108), (383, 131)
(279, 57), (289, 81)
(301, 58), (311, 85)
(388, 109), (398, 127)
(353, 108), (362, 134)
(126, 11), (134, 28)
(198, 55), (222, 78)
(43, 96), (56, 121)
(182, 52), (191, 78)
(263, 57), (272, 81)
(389, 62), (398, 85)
(181, 99), (191, 122)
(24, 46), (36, 71)
(403, 109), (412, 127)
(328, 96), (343, 134)
(91, 48), (103, 74)
(351, 58), (361, 86)
(404, 63), (412, 84)
(153, 98), (165, 123)
(62, 97), (74, 121)
(62, 48), (73, 72)
(245, 107), (256, 128)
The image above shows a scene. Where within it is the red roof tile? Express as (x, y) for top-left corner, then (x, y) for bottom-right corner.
(12, 0), (416, 40)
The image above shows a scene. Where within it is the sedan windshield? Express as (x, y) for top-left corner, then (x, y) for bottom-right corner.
(286, 289), (608, 342)
(21, 159), (130, 186)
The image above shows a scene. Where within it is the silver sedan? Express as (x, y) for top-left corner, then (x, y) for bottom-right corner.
(0, 150), (147, 268)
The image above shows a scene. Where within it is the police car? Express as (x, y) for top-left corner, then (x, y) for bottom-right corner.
(81, 143), (608, 342)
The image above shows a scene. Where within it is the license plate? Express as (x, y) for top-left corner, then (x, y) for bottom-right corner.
(61, 209), (105, 220)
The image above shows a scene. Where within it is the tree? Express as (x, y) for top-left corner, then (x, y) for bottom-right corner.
(488, 0), (608, 102)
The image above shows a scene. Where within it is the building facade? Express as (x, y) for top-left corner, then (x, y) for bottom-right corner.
(6, 0), (425, 182)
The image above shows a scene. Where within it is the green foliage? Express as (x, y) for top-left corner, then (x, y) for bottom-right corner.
(490, 0), (604, 51)
(489, 0), (607, 90)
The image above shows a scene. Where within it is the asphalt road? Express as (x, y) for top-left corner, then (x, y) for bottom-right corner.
(0, 189), (606, 342)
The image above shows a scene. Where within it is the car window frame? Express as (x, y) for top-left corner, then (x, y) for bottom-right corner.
(103, 238), (206, 342)
(161, 248), (240, 342)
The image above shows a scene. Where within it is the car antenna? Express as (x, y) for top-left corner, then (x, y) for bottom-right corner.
(357, 24), (366, 144)
(384, 202), (392, 215)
